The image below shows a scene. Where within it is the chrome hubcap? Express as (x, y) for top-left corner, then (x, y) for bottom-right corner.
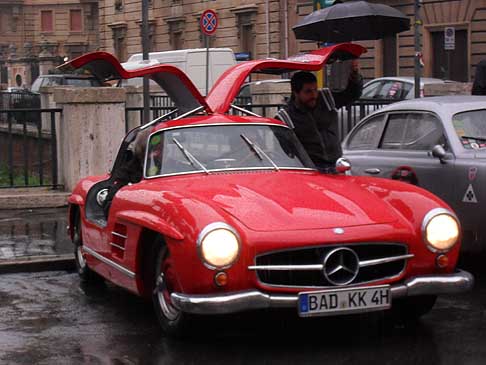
(156, 273), (180, 321)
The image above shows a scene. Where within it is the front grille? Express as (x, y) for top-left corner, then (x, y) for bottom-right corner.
(253, 243), (409, 288)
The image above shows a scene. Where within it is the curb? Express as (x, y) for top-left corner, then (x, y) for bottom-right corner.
(0, 188), (69, 210)
(0, 254), (75, 274)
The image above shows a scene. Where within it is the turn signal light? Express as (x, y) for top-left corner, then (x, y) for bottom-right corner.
(214, 272), (228, 287)
(436, 254), (449, 269)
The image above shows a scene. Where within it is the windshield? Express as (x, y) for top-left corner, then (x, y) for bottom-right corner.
(452, 109), (486, 149)
(145, 124), (314, 177)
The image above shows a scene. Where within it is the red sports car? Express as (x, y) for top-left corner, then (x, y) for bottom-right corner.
(64, 44), (473, 336)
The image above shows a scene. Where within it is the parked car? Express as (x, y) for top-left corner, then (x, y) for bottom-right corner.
(343, 96), (486, 243)
(361, 77), (449, 100)
(62, 46), (472, 336)
(30, 74), (102, 93)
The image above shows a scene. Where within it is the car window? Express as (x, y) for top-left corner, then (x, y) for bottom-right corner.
(452, 109), (486, 149)
(64, 78), (101, 87)
(374, 81), (409, 100)
(381, 113), (445, 150)
(347, 114), (386, 150)
(361, 81), (382, 99)
(145, 124), (314, 177)
(43, 77), (62, 87)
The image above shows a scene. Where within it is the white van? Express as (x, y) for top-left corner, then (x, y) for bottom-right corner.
(121, 48), (236, 95)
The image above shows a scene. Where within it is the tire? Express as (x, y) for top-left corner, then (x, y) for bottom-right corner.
(72, 212), (103, 284)
(152, 242), (191, 337)
(391, 295), (437, 321)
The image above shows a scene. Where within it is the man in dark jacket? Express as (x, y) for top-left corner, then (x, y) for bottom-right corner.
(276, 61), (363, 171)
(472, 60), (486, 95)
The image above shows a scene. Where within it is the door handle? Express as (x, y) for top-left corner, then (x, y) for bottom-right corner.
(365, 168), (381, 175)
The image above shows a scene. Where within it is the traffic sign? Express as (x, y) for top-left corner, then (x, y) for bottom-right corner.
(444, 27), (455, 51)
(200, 9), (218, 36)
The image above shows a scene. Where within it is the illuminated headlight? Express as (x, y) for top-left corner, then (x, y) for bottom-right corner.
(422, 208), (460, 252)
(198, 223), (240, 269)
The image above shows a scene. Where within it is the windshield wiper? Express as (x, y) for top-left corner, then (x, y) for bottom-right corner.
(172, 138), (209, 174)
(460, 135), (486, 141)
(240, 134), (279, 171)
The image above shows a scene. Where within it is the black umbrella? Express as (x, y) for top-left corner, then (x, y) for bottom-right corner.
(293, 1), (410, 42)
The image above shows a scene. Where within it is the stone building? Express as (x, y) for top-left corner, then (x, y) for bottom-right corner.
(357, 0), (486, 82)
(0, 0), (99, 88)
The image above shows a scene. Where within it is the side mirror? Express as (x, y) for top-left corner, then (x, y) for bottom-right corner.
(336, 157), (352, 175)
(431, 145), (447, 162)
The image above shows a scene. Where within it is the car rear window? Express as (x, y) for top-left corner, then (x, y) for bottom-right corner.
(452, 109), (486, 149)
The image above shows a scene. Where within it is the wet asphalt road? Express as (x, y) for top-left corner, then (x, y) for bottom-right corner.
(0, 253), (485, 365)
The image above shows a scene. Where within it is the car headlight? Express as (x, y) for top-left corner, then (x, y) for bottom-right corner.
(197, 222), (240, 269)
(422, 208), (460, 252)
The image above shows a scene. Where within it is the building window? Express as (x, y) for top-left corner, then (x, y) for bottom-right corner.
(165, 17), (185, 51)
(231, 6), (257, 59)
(109, 23), (128, 61)
(41, 10), (54, 32)
(70, 10), (82, 32)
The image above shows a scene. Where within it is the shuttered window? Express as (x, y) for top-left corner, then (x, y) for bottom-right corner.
(41, 10), (53, 32)
(70, 10), (82, 32)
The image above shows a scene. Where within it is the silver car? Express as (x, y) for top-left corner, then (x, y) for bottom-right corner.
(343, 96), (486, 243)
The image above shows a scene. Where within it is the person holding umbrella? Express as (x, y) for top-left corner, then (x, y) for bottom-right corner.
(276, 60), (363, 172)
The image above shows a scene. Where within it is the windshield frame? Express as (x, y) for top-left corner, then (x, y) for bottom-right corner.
(143, 122), (317, 179)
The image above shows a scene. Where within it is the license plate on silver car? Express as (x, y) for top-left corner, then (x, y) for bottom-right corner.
(298, 285), (391, 317)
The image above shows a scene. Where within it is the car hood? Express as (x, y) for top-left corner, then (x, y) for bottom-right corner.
(166, 171), (398, 232)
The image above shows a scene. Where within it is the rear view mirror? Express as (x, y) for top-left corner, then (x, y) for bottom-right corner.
(336, 158), (352, 174)
(431, 145), (446, 162)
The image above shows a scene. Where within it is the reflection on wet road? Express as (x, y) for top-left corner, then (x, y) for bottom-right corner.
(0, 253), (485, 365)
(0, 208), (71, 260)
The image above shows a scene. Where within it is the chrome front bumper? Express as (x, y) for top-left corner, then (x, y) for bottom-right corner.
(171, 270), (474, 315)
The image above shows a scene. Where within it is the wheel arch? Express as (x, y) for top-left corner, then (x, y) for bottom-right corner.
(136, 228), (166, 299)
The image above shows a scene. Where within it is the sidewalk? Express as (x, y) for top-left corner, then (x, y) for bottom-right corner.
(0, 187), (70, 210)
(0, 207), (75, 273)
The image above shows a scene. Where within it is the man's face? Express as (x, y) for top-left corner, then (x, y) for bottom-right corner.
(294, 82), (318, 109)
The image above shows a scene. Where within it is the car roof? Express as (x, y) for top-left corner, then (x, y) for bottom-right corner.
(364, 77), (446, 86)
(366, 96), (486, 118)
(152, 114), (286, 132)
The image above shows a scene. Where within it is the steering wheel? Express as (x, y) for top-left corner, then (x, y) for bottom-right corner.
(212, 158), (237, 168)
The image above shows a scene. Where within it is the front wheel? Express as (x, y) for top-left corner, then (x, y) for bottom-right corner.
(152, 244), (192, 337)
(391, 295), (437, 321)
(73, 213), (103, 284)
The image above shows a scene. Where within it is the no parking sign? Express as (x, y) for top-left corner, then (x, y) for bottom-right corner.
(200, 9), (218, 36)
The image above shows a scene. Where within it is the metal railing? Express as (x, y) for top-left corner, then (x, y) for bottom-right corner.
(0, 108), (61, 189)
(0, 91), (40, 115)
(133, 98), (397, 142)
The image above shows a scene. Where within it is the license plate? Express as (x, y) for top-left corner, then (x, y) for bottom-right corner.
(298, 285), (391, 317)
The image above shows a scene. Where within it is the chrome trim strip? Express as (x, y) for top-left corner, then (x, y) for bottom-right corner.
(230, 104), (262, 117)
(170, 270), (474, 315)
(83, 246), (135, 279)
(111, 232), (127, 239)
(109, 242), (126, 251)
(173, 106), (205, 120)
(248, 264), (323, 271)
(359, 254), (414, 268)
(144, 167), (316, 180)
(247, 253), (413, 271)
(140, 108), (179, 130)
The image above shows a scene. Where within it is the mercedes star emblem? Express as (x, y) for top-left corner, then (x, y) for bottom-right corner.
(323, 247), (360, 286)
